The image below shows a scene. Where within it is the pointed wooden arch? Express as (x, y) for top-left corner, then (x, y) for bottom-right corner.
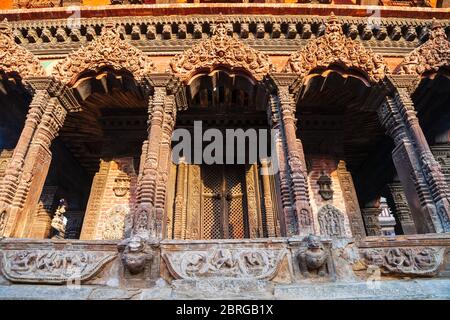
(168, 20), (275, 83)
(52, 24), (155, 87)
(395, 19), (450, 77)
(283, 13), (388, 84)
(0, 19), (45, 79)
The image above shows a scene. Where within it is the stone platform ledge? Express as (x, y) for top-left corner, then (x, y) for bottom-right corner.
(0, 279), (449, 300)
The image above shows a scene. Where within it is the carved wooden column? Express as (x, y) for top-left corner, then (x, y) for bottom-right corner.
(385, 181), (416, 234)
(134, 74), (179, 240)
(260, 159), (277, 237)
(0, 78), (70, 238)
(378, 76), (450, 233)
(361, 199), (382, 236)
(431, 130), (450, 188)
(272, 75), (314, 236)
(28, 186), (57, 239)
(173, 160), (187, 239)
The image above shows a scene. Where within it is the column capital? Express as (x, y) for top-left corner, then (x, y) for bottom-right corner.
(385, 74), (421, 95)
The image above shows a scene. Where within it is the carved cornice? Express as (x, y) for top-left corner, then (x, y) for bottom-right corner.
(283, 13), (388, 84)
(168, 19), (275, 82)
(0, 19), (45, 79)
(395, 19), (450, 77)
(52, 23), (155, 86)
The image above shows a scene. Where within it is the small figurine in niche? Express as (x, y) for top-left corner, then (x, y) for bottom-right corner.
(51, 199), (67, 239)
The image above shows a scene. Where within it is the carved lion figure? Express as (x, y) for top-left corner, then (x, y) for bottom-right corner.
(298, 234), (329, 278)
(119, 235), (153, 275)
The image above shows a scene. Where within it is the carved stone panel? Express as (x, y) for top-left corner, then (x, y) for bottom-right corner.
(361, 247), (445, 276)
(162, 242), (287, 281)
(318, 204), (346, 238)
(1, 249), (116, 284)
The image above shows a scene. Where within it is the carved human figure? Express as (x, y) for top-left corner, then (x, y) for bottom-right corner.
(298, 234), (329, 277)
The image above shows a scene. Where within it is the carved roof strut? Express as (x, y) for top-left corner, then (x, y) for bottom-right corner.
(0, 19), (45, 79)
(168, 18), (275, 82)
(52, 23), (155, 86)
(283, 13), (388, 84)
(395, 19), (450, 77)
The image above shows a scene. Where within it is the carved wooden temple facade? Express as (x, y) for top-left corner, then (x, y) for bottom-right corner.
(0, 1), (449, 299)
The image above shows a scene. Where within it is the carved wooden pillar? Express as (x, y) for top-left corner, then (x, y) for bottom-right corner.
(378, 76), (450, 233)
(260, 159), (277, 237)
(386, 181), (416, 234)
(28, 186), (57, 239)
(274, 81), (314, 236)
(0, 78), (69, 238)
(134, 74), (179, 240)
(361, 199), (383, 236)
(173, 160), (187, 239)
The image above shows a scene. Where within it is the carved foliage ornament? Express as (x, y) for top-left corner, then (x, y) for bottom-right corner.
(0, 19), (45, 79)
(362, 247), (445, 276)
(1, 250), (116, 284)
(283, 13), (387, 84)
(52, 23), (155, 86)
(396, 19), (450, 77)
(168, 20), (275, 82)
(164, 248), (286, 280)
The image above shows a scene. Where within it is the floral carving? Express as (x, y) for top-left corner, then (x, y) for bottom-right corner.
(283, 13), (387, 84)
(52, 23), (155, 86)
(395, 19), (450, 77)
(1, 250), (116, 284)
(168, 19), (275, 82)
(362, 247), (445, 276)
(163, 248), (286, 280)
(0, 19), (45, 79)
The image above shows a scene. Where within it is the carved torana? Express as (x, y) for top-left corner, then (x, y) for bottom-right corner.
(0, 19), (45, 79)
(52, 23), (155, 86)
(395, 19), (450, 77)
(283, 13), (388, 84)
(168, 19), (275, 82)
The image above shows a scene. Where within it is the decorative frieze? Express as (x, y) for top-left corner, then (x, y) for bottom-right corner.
(1, 249), (116, 284)
(163, 247), (287, 281)
(361, 247), (445, 276)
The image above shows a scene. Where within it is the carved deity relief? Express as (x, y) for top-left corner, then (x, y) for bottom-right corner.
(102, 205), (129, 240)
(318, 204), (346, 238)
(297, 234), (331, 278)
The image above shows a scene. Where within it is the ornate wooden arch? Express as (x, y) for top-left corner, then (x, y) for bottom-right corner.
(168, 19), (275, 83)
(283, 13), (387, 84)
(0, 19), (45, 79)
(395, 19), (450, 77)
(52, 23), (155, 87)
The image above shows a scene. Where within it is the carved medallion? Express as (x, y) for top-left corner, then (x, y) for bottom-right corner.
(283, 13), (387, 84)
(1, 250), (116, 284)
(163, 248), (286, 280)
